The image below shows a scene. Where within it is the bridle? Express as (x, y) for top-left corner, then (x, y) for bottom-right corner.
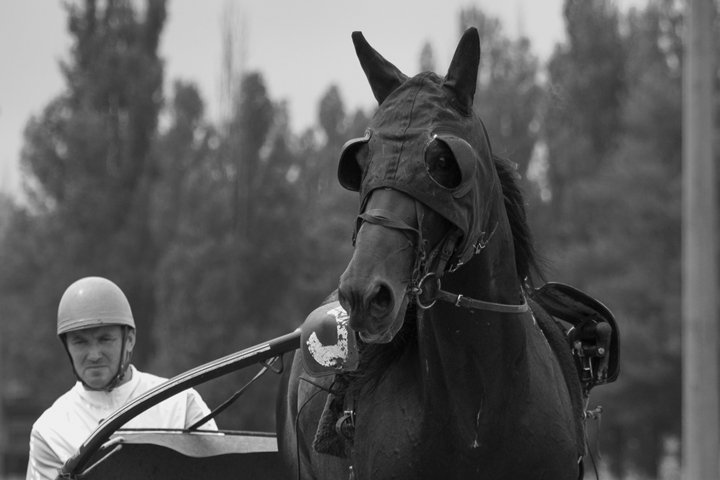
(355, 192), (528, 315)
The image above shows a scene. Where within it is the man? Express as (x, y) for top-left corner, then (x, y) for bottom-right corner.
(27, 276), (217, 480)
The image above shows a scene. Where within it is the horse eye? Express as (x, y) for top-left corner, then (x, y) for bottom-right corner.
(436, 155), (450, 170)
(425, 141), (461, 189)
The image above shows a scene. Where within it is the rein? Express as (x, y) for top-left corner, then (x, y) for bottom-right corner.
(416, 272), (528, 313)
(357, 200), (528, 315)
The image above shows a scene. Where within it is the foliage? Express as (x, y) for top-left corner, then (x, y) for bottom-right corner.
(419, 42), (436, 73)
(542, 0), (627, 237)
(460, 8), (543, 180)
(146, 78), (362, 430)
(0, 0), (167, 413)
(538, 0), (685, 477)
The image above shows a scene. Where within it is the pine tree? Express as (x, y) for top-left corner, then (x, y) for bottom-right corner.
(6, 0), (167, 399)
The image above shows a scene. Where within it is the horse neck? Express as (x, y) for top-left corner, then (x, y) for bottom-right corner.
(418, 201), (530, 405)
(443, 195), (523, 306)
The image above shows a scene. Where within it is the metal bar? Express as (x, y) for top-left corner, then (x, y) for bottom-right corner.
(60, 329), (300, 477)
(682, 0), (719, 478)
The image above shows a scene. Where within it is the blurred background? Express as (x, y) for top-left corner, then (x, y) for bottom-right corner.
(0, 0), (692, 478)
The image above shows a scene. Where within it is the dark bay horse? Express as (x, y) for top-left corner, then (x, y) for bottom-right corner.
(277, 28), (582, 480)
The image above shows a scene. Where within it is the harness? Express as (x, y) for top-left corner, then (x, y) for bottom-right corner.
(354, 197), (620, 393)
(530, 283), (620, 395)
(326, 194), (528, 453)
(311, 194), (618, 478)
(355, 197), (528, 316)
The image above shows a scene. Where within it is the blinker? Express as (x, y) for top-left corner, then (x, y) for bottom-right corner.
(426, 133), (480, 198)
(338, 131), (372, 192)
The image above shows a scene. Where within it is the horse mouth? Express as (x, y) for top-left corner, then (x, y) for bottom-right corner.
(358, 329), (394, 344)
(355, 295), (409, 344)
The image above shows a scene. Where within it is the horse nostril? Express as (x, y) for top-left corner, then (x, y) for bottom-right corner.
(369, 284), (394, 317)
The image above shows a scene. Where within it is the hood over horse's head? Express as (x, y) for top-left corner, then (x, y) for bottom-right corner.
(337, 28), (504, 343)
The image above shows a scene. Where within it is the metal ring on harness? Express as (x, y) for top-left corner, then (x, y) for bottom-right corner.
(336, 410), (356, 440)
(415, 272), (440, 310)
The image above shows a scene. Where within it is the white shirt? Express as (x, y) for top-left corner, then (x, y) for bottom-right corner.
(26, 365), (217, 480)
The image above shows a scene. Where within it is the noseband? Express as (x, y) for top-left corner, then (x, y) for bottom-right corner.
(356, 194), (528, 315)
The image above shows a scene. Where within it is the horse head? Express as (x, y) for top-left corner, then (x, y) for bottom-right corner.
(337, 28), (503, 343)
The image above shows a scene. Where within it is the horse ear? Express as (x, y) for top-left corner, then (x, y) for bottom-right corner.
(352, 31), (408, 105)
(442, 27), (480, 115)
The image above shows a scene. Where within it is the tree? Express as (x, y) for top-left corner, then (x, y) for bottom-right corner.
(296, 86), (364, 311)
(542, 0), (626, 240)
(229, 72), (274, 235)
(318, 85), (346, 146)
(150, 81), (214, 250)
(581, 2), (683, 476)
(459, 8), (543, 182)
(150, 71), (313, 430)
(419, 41), (436, 72)
(1, 0), (168, 410)
(537, 1), (685, 476)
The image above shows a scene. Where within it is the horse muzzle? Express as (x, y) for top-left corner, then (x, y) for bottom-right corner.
(337, 271), (410, 343)
(337, 188), (422, 344)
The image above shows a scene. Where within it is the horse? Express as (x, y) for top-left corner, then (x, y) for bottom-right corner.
(277, 27), (584, 480)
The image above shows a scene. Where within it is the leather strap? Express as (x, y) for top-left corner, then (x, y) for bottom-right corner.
(358, 209), (419, 236)
(359, 202), (527, 315)
(434, 289), (529, 313)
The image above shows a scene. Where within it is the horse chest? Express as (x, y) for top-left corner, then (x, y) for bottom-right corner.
(346, 365), (479, 479)
(349, 398), (500, 480)
(349, 386), (442, 478)
(341, 356), (578, 480)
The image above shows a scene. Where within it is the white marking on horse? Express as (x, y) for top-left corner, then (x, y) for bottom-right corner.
(472, 410), (482, 448)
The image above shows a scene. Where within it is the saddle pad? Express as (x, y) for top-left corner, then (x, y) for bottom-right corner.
(531, 283), (620, 385)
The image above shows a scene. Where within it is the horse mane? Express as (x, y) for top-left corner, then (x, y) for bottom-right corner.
(492, 154), (546, 291)
(337, 155), (544, 397)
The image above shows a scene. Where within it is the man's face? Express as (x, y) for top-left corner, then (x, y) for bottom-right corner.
(65, 325), (135, 389)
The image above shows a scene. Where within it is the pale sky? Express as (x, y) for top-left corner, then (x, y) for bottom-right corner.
(0, 0), (646, 197)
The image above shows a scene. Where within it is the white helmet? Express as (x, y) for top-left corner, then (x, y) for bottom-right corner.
(57, 276), (135, 391)
(57, 276), (135, 335)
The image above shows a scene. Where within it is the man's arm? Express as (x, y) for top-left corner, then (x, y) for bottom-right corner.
(26, 428), (63, 480)
(184, 388), (218, 430)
